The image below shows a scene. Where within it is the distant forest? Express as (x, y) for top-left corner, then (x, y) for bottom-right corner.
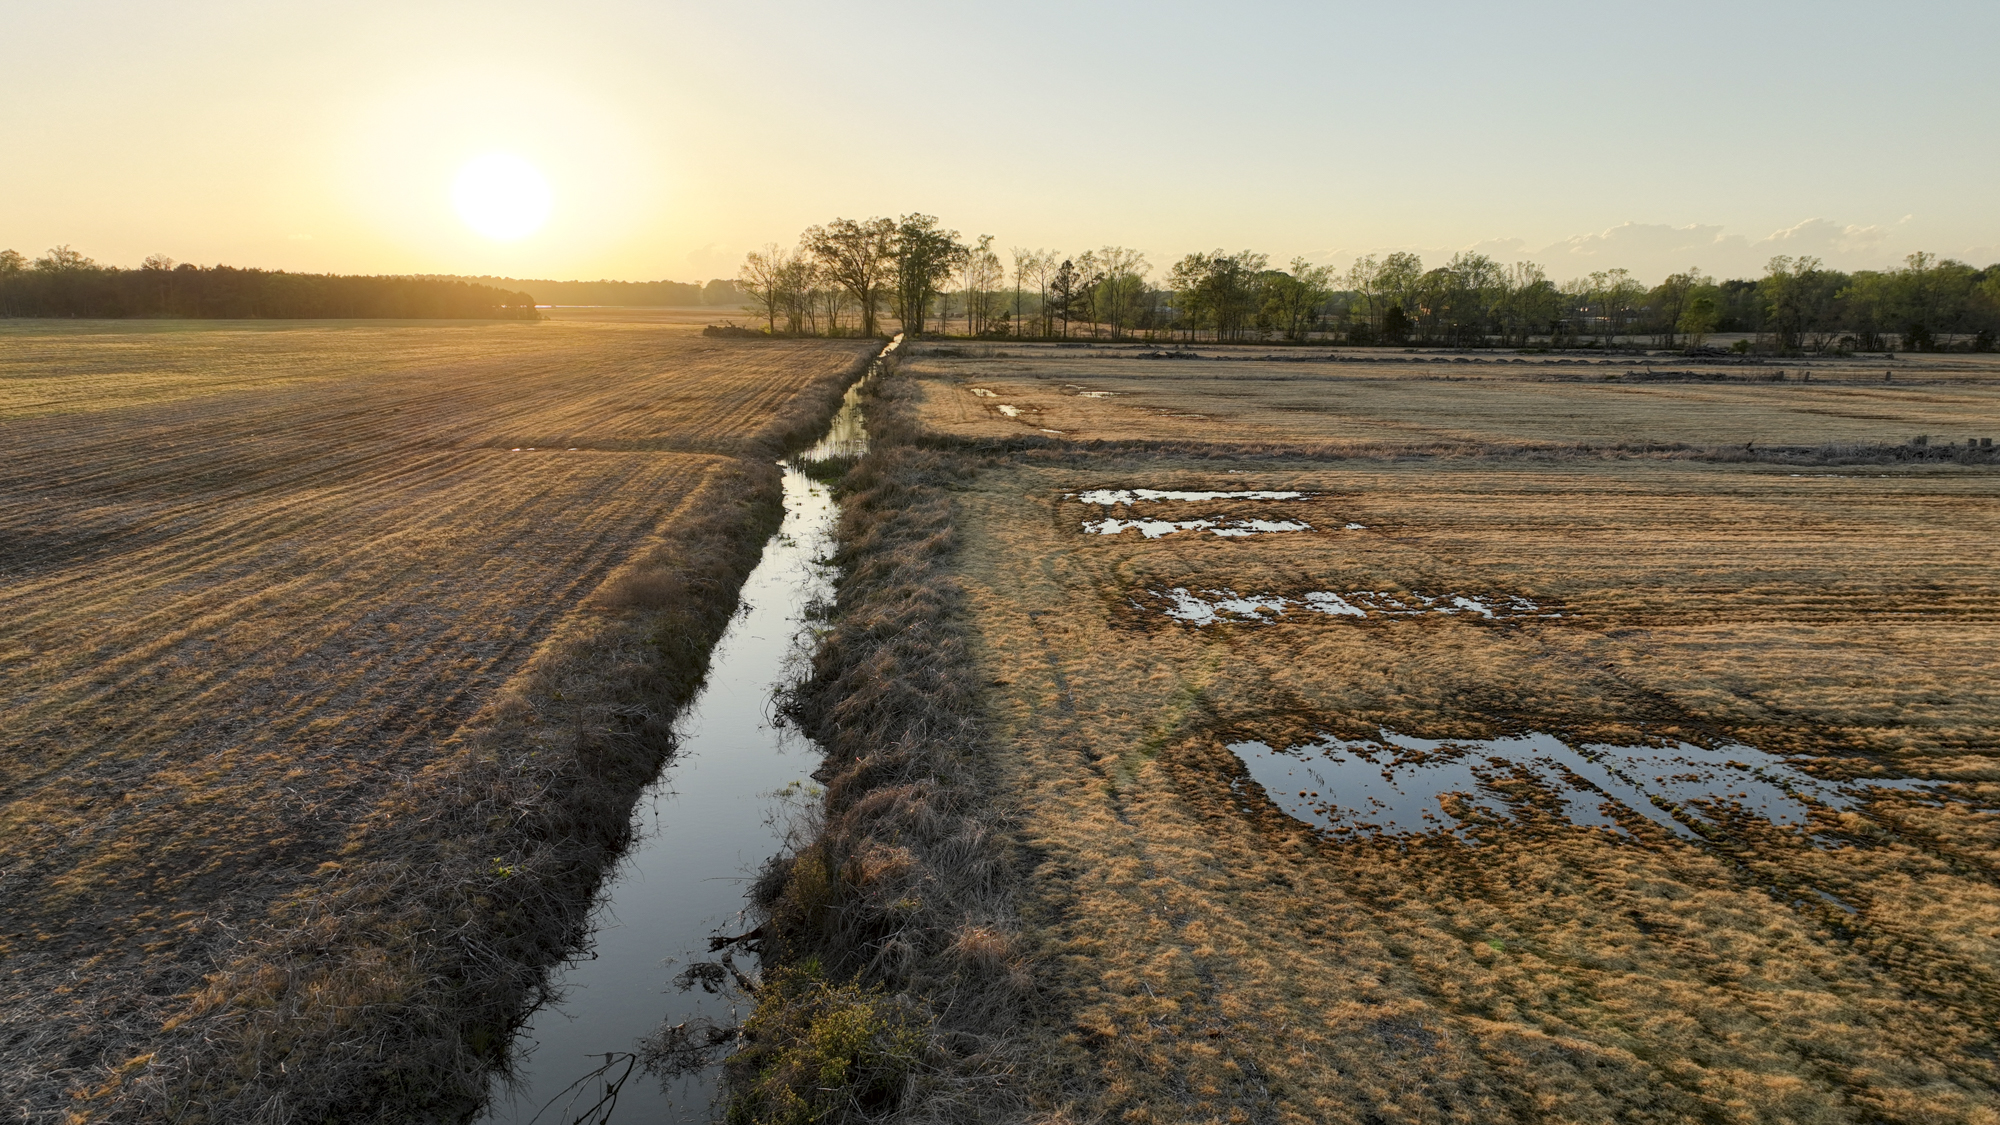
(0, 247), (539, 320)
(738, 216), (2000, 353)
(424, 275), (749, 307)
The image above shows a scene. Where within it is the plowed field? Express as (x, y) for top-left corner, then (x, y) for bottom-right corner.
(0, 319), (871, 1118)
(908, 343), (2000, 449)
(871, 344), (2000, 1123)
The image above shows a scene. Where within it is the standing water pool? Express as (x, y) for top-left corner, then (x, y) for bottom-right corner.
(479, 347), (886, 1124)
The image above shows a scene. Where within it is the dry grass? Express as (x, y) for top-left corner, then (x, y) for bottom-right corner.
(956, 455), (2000, 1124)
(0, 320), (874, 1121)
(903, 342), (2000, 450)
(756, 348), (2000, 1123)
(708, 371), (1033, 1123)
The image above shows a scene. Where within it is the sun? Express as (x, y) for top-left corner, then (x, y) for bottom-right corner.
(451, 153), (552, 240)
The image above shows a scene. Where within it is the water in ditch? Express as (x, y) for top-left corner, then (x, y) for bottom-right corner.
(479, 355), (883, 1124)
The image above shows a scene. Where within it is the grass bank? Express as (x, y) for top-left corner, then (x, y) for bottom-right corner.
(721, 372), (1027, 1123)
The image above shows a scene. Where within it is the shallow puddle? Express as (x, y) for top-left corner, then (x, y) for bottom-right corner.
(996, 404), (1021, 418)
(1150, 587), (1553, 625)
(1085, 517), (1313, 539)
(1074, 488), (1310, 505)
(1230, 728), (1941, 845)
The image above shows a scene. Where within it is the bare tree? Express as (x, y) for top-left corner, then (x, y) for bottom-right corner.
(1009, 247), (1039, 337)
(1342, 255), (1380, 339)
(962, 235), (1002, 335)
(1029, 251), (1059, 337)
(738, 243), (789, 333)
(777, 248), (817, 334)
(1092, 247), (1150, 339)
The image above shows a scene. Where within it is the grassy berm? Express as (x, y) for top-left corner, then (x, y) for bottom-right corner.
(740, 343), (2000, 1125)
(0, 317), (873, 1122)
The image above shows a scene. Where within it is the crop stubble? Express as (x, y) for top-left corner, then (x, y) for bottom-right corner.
(909, 343), (2000, 450)
(0, 320), (871, 1119)
(888, 346), (2000, 1123)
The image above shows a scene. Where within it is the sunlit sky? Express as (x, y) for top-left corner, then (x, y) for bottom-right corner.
(5, 0), (1995, 284)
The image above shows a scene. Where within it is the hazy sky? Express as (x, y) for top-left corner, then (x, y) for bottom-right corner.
(5, 0), (1995, 284)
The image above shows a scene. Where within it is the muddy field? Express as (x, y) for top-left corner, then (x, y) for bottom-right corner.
(910, 343), (2000, 449)
(878, 345), (2000, 1123)
(0, 318), (871, 1119)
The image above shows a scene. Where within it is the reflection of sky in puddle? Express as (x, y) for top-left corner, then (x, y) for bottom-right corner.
(1086, 518), (1313, 539)
(1152, 587), (1553, 624)
(1074, 488), (1308, 504)
(1230, 728), (1941, 845)
(997, 404), (1021, 417)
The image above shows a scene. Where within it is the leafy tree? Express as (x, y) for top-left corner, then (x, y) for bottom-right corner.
(1498, 261), (1558, 346)
(1167, 252), (1214, 340)
(1414, 253), (1503, 344)
(1048, 258), (1080, 337)
(1342, 255), (1381, 340)
(1188, 250), (1268, 340)
(805, 217), (896, 336)
(1715, 278), (1763, 333)
(1382, 304), (1411, 344)
(1678, 293), (1720, 347)
(0, 249), (24, 276)
(1647, 269), (1710, 347)
(1362, 252), (1423, 344)
(0, 259), (535, 318)
(34, 245), (98, 272)
(1597, 268), (1645, 346)
(1889, 251), (1979, 350)
(886, 214), (964, 336)
(1374, 253), (1423, 323)
(1761, 256), (1846, 352)
(1264, 258), (1333, 340)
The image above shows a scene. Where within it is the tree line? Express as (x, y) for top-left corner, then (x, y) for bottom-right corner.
(418, 275), (751, 307)
(738, 218), (2000, 353)
(0, 247), (539, 320)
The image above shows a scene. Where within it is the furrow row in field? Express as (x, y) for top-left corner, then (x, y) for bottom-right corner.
(2, 452), (719, 791)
